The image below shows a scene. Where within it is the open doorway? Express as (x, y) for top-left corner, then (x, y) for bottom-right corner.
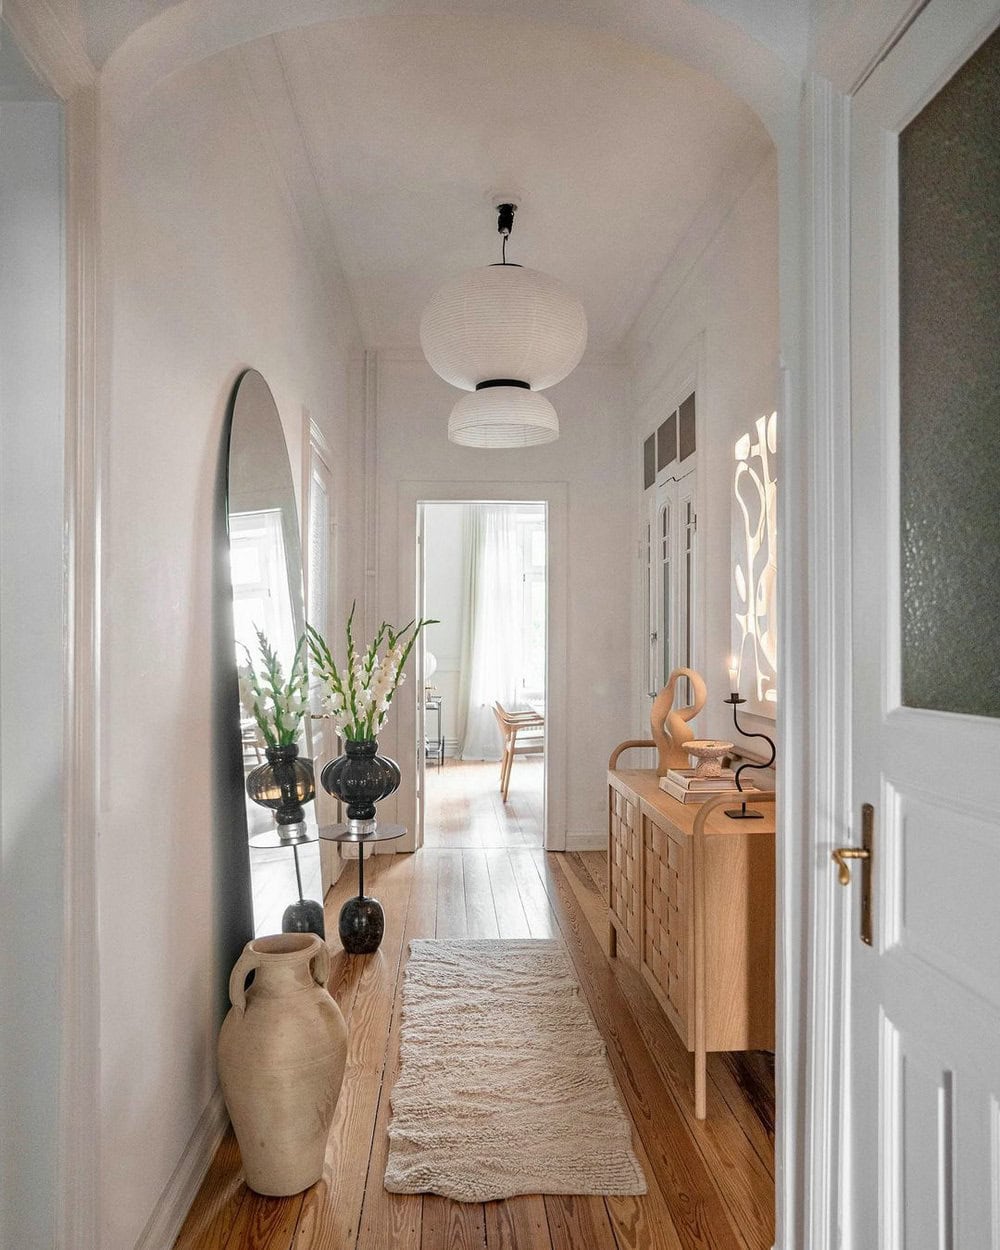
(418, 501), (547, 848)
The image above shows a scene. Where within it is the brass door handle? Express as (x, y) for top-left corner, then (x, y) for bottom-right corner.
(832, 846), (870, 885)
(833, 803), (874, 945)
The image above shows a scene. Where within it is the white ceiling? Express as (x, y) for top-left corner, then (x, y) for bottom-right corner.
(227, 15), (773, 357)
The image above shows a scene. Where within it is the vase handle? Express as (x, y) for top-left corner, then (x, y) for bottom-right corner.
(310, 942), (331, 989)
(228, 944), (260, 1014)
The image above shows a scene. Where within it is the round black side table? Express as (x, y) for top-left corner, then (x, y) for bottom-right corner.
(248, 825), (325, 938)
(318, 823), (407, 954)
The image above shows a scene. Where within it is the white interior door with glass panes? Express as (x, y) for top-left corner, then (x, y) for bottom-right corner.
(643, 391), (698, 701)
(845, 6), (1000, 1247)
(516, 506), (546, 706)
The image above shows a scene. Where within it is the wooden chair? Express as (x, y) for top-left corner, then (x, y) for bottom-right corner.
(492, 702), (545, 801)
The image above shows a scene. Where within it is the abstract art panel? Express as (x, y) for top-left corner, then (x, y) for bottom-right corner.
(733, 412), (777, 717)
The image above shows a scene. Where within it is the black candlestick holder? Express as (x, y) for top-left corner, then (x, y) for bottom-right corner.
(723, 694), (776, 819)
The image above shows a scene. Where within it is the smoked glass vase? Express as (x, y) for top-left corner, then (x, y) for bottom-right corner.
(246, 743), (315, 826)
(320, 737), (400, 830)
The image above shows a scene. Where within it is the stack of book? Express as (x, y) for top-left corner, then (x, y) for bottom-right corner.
(658, 768), (758, 804)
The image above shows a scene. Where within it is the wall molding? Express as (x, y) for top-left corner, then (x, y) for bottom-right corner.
(133, 1087), (229, 1250)
(363, 350), (380, 640)
(813, 0), (931, 95)
(796, 73), (853, 1250)
(3, 9), (107, 1246)
(58, 79), (104, 1250)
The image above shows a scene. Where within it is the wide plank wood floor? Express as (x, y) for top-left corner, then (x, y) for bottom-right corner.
(175, 847), (774, 1250)
(424, 758), (543, 848)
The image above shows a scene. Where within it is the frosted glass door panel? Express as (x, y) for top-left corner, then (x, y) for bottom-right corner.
(899, 26), (1000, 717)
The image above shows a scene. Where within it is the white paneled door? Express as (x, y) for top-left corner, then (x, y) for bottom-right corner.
(847, 4), (1000, 1248)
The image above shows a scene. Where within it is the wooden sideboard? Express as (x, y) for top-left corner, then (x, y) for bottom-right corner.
(607, 751), (775, 1118)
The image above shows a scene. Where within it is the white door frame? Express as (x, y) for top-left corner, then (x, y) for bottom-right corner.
(397, 481), (568, 852)
(2, 4), (103, 1248)
(793, 73), (854, 1250)
(22, 2), (904, 1243)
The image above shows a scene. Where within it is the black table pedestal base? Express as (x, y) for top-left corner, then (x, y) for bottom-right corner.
(339, 895), (384, 954)
(282, 897), (326, 939)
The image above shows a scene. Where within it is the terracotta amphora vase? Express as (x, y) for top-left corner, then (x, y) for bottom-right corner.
(218, 933), (348, 1196)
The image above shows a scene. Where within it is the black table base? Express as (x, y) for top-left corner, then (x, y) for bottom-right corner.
(283, 897), (326, 938)
(318, 822), (407, 956)
(339, 895), (385, 954)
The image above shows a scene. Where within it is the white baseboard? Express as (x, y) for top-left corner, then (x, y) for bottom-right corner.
(563, 831), (606, 852)
(133, 1085), (229, 1250)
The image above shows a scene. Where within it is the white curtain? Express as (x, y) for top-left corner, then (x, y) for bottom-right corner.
(458, 504), (523, 760)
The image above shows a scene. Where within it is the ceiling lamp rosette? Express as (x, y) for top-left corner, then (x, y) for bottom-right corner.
(420, 201), (587, 447)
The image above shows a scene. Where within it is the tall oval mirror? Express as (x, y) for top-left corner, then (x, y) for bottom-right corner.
(227, 369), (323, 937)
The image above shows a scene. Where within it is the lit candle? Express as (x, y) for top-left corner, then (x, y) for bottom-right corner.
(727, 656), (739, 694)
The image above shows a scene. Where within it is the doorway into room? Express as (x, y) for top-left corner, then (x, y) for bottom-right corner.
(417, 501), (547, 849)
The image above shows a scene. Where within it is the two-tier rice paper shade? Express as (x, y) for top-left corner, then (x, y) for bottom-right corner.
(420, 264), (587, 391)
(448, 387), (559, 448)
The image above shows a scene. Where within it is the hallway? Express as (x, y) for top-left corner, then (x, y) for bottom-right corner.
(423, 758), (544, 848)
(175, 848), (774, 1250)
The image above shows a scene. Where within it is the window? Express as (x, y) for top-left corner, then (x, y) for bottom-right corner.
(230, 509), (295, 663)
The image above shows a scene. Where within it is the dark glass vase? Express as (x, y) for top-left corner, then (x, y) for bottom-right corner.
(321, 737), (400, 829)
(246, 744), (315, 826)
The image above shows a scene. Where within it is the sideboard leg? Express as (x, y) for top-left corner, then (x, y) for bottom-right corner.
(694, 1049), (707, 1119)
(608, 921), (617, 959)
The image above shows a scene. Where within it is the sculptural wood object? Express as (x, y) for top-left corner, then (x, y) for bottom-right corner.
(650, 667), (708, 774)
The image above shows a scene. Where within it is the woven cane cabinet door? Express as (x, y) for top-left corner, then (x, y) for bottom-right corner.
(641, 815), (693, 1046)
(607, 777), (642, 958)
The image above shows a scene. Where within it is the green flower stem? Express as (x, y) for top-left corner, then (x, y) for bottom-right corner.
(307, 604), (438, 741)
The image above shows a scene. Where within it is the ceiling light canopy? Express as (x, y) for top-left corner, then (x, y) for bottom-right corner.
(420, 200), (588, 447)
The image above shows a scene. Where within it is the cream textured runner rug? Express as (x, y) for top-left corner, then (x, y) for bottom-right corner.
(384, 938), (647, 1201)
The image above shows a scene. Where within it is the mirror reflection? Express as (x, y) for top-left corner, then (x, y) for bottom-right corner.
(227, 369), (323, 937)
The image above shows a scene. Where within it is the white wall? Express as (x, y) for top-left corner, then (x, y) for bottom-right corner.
(373, 356), (633, 842)
(0, 98), (65, 1250)
(98, 52), (362, 1250)
(626, 149), (780, 751)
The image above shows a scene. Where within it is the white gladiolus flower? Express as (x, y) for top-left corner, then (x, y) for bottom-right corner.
(242, 629), (308, 747)
(307, 607), (435, 740)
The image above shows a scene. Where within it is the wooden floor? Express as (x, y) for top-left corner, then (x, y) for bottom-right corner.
(424, 758), (543, 848)
(176, 848), (774, 1250)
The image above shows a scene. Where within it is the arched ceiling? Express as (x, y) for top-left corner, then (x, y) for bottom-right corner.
(224, 17), (773, 352)
(84, 0), (810, 79)
(97, 2), (788, 356)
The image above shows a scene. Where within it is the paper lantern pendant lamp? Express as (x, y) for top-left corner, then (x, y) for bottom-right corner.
(420, 201), (587, 447)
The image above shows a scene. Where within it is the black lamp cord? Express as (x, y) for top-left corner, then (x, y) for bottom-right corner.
(496, 201), (516, 265)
